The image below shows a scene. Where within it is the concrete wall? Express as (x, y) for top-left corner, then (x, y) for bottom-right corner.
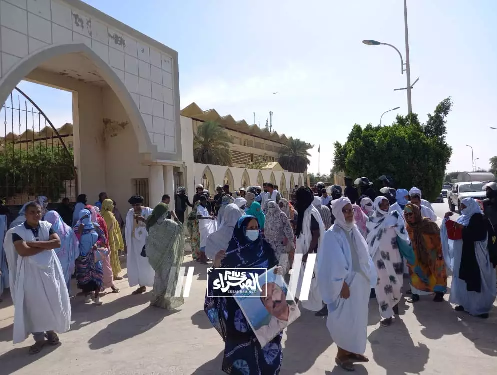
(0, 0), (181, 161)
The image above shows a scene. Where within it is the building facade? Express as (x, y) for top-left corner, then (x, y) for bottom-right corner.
(0, 0), (182, 209)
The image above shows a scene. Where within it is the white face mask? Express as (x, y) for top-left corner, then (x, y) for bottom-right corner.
(246, 229), (259, 242)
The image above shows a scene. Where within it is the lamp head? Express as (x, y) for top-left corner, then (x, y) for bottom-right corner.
(362, 40), (381, 46)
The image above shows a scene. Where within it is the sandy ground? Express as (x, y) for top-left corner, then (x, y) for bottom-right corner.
(0, 200), (496, 374)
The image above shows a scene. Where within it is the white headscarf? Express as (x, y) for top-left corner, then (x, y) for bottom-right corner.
(458, 197), (482, 226)
(234, 197), (247, 209)
(360, 197), (373, 215)
(331, 197), (354, 232)
(205, 203), (243, 259)
(312, 196), (322, 208)
(409, 187), (422, 198)
(366, 196), (409, 258)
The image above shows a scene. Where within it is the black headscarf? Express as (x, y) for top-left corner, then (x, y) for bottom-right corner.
(76, 194), (87, 204)
(128, 195), (144, 205)
(295, 186), (314, 236)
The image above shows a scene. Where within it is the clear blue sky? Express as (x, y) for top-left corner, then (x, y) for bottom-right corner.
(7, 0), (497, 175)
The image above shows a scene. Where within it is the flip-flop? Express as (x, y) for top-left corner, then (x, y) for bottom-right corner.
(132, 287), (145, 295)
(29, 341), (45, 355)
(335, 357), (355, 372)
(111, 287), (120, 293)
(348, 353), (369, 363)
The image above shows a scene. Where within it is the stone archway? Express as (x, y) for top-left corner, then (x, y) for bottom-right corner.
(0, 43), (152, 154)
(223, 168), (235, 191)
(201, 166), (215, 194)
(241, 169), (251, 188)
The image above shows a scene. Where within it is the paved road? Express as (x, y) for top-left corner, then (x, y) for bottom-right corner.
(0, 202), (495, 374)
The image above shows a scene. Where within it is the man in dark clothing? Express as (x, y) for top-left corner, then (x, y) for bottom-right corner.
(483, 182), (497, 267)
(57, 197), (73, 226)
(175, 187), (193, 224)
(192, 184), (205, 205)
(223, 184), (232, 196)
(213, 185), (224, 216)
(344, 177), (359, 204)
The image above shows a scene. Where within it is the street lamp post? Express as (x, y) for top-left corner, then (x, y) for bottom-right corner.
(380, 106), (400, 126)
(474, 157), (480, 172)
(362, 0), (414, 114)
(466, 144), (474, 172)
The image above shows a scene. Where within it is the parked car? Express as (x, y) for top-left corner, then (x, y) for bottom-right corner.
(448, 181), (486, 213)
(441, 184), (451, 198)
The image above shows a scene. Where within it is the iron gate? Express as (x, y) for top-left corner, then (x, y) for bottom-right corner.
(0, 87), (77, 204)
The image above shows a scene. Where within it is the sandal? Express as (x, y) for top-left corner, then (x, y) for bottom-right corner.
(348, 353), (369, 363)
(111, 286), (120, 293)
(45, 333), (60, 346)
(29, 341), (45, 355)
(132, 286), (146, 295)
(335, 357), (355, 371)
(113, 276), (123, 281)
(380, 317), (393, 327)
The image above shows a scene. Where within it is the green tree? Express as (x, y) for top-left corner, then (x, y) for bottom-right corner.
(333, 98), (453, 201)
(278, 138), (312, 173)
(0, 144), (74, 202)
(193, 121), (232, 165)
(490, 156), (497, 176)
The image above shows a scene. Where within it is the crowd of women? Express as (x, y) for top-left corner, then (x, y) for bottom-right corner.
(199, 179), (497, 373)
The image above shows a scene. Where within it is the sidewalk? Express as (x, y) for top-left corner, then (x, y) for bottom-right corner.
(0, 244), (496, 374)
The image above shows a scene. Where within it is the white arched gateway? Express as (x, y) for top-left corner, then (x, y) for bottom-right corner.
(0, 0), (182, 209)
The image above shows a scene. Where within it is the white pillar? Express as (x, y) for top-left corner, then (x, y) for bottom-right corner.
(149, 165), (164, 207)
(164, 165), (175, 206)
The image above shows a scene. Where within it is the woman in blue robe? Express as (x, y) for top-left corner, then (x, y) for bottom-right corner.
(204, 215), (282, 374)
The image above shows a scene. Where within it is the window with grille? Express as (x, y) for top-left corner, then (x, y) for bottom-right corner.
(131, 178), (149, 207)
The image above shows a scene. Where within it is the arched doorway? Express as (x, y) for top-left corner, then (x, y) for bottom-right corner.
(257, 171), (264, 187)
(223, 168), (234, 192)
(241, 169), (251, 188)
(201, 166), (215, 194)
(280, 174), (288, 199)
(270, 172), (277, 186)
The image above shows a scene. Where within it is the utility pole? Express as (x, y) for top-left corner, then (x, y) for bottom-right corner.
(253, 112), (256, 125)
(269, 111), (273, 132)
(404, 0), (412, 114)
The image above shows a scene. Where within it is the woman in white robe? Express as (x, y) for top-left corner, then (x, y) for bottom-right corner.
(7, 201), (70, 353)
(367, 196), (410, 326)
(318, 197), (373, 371)
(205, 203), (243, 264)
(125, 195), (155, 294)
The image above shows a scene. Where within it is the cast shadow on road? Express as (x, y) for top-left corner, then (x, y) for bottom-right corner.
(191, 350), (224, 374)
(0, 340), (61, 374)
(191, 309), (213, 330)
(182, 258), (209, 281)
(368, 317), (429, 375)
(412, 297), (460, 340)
(88, 304), (179, 350)
(70, 292), (152, 332)
(457, 305), (497, 357)
(280, 307), (333, 374)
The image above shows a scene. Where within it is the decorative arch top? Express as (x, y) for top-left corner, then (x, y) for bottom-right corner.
(223, 168), (234, 191)
(201, 165), (215, 194)
(241, 169), (251, 188)
(0, 43), (153, 155)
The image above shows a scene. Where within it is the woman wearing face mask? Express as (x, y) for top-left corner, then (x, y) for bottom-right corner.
(389, 189), (409, 217)
(359, 196), (374, 217)
(264, 201), (295, 274)
(366, 196), (410, 326)
(317, 197), (374, 371)
(441, 198), (496, 318)
(204, 215), (281, 374)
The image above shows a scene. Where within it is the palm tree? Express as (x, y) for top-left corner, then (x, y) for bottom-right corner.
(193, 121), (232, 165)
(278, 138), (312, 173)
